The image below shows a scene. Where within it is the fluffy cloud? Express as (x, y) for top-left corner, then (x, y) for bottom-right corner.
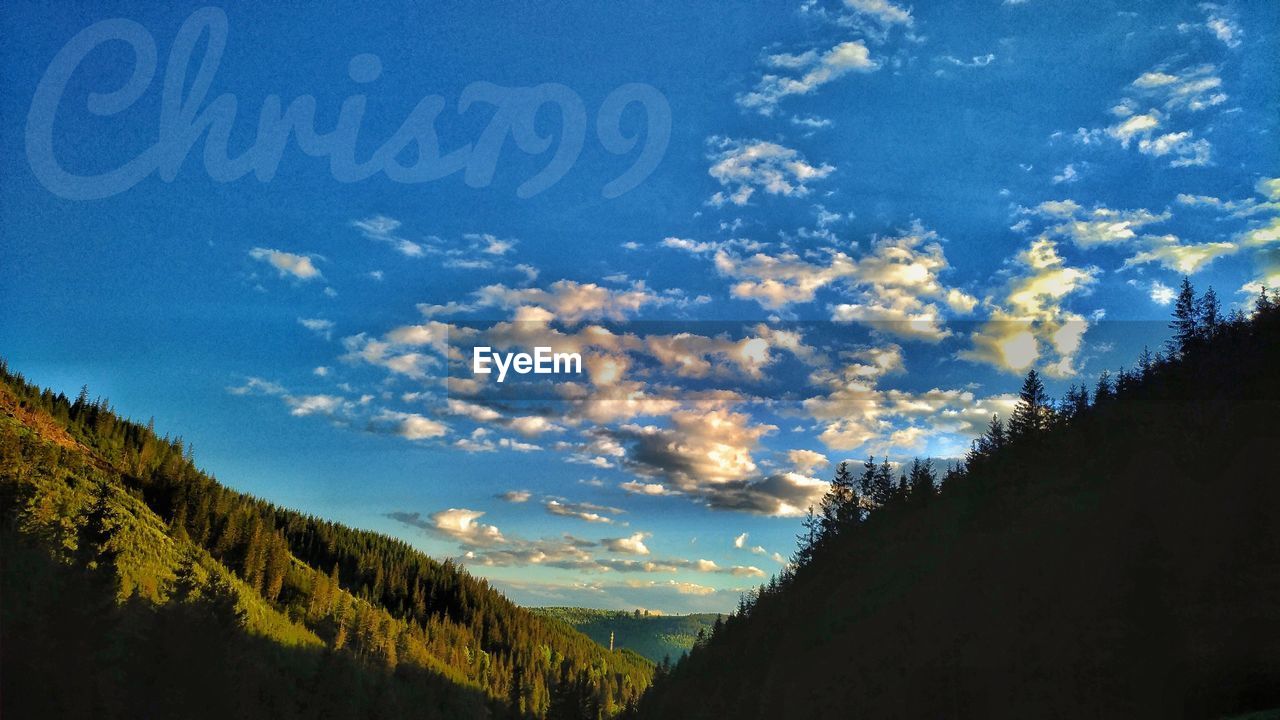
(708, 226), (976, 340)
(371, 409), (449, 440)
(964, 238), (1097, 377)
(392, 508), (505, 546)
(249, 247), (323, 280)
(1122, 234), (1238, 274)
(787, 449), (829, 474)
(845, 0), (913, 27)
(1028, 200), (1169, 249)
(706, 138), (835, 206)
(738, 41), (877, 115)
(602, 532), (651, 555)
(470, 280), (671, 323)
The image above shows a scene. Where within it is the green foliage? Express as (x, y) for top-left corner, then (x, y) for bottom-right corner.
(0, 362), (651, 719)
(531, 608), (721, 664)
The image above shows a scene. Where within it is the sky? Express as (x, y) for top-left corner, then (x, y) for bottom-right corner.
(2, 0), (1277, 614)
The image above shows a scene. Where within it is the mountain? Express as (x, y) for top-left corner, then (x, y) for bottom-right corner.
(0, 364), (651, 720)
(634, 287), (1280, 719)
(531, 608), (722, 664)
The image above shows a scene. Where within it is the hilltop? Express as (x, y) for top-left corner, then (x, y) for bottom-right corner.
(635, 286), (1280, 719)
(0, 364), (651, 719)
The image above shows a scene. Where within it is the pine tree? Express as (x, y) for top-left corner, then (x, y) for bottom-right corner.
(1095, 370), (1114, 403)
(1168, 276), (1199, 356)
(819, 461), (860, 536)
(1010, 369), (1051, 437)
(907, 458), (936, 503)
(1199, 286), (1221, 339)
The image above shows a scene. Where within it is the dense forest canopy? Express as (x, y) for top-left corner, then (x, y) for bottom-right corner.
(634, 283), (1280, 719)
(0, 357), (652, 719)
(5, 281), (1280, 719)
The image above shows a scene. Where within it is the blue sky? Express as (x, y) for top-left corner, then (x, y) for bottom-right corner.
(2, 0), (1277, 613)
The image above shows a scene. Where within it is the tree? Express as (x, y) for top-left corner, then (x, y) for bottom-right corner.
(1010, 369), (1052, 438)
(1095, 370), (1114, 403)
(1168, 276), (1199, 356)
(907, 459), (936, 503)
(820, 461), (861, 536)
(1199, 286), (1221, 338)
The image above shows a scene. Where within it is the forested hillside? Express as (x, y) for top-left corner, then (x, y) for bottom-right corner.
(635, 283), (1280, 719)
(0, 364), (651, 719)
(531, 608), (721, 664)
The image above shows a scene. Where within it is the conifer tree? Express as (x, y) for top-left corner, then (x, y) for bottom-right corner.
(1168, 276), (1199, 356)
(1010, 369), (1051, 437)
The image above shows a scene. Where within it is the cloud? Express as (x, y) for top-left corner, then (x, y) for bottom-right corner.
(844, 0), (913, 27)
(1131, 65), (1226, 112)
(709, 224), (976, 340)
(298, 317), (335, 340)
(1149, 281), (1177, 306)
(1197, 4), (1242, 48)
(964, 238), (1097, 377)
(353, 215), (425, 257)
(249, 247), (323, 280)
(738, 41), (877, 115)
(1028, 200), (1169, 248)
(733, 532), (749, 549)
(706, 138), (835, 206)
(498, 490), (531, 503)
(1122, 234), (1237, 274)
(625, 580), (718, 596)
(545, 499), (624, 524)
(469, 279), (672, 323)
(1027, 200), (1238, 274)
(370, 409), (449, 440)
(390, 508), (505, 546)
(466, 232), (517, 256)
(620, 481), (673, 496)
(602, 532), (651, 555)
(787, 449), (829, 474)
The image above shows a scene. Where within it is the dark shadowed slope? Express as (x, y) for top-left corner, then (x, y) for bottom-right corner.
(635, 287), (1280, 720)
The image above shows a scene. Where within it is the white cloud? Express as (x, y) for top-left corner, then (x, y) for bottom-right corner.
(372, 409), (449, 440)
(733, 532), (749, 549)
(603, 532), (651, 555)
(352, 215), (425, 257)
(428, 508), (505, 546)
(546, 499), (624, 524)
(706, 137), (835, 206)
(710, 225), (976, 340)
(298, 317), (334, 340)
(964, 238), (1097, 377)
(737, 41), (877, 115)
(1149, 281), (1177, 306)
(249, 247), (323, 280)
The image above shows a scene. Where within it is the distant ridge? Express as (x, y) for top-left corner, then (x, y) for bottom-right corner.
(531, 607), (721, 664)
